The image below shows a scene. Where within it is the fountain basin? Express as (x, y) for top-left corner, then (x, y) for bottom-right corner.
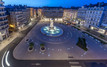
(41, 26), (63, 37)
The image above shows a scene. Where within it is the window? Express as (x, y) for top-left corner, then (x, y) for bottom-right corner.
(100, 11), (102, 14)
(96, 23), (98, 26)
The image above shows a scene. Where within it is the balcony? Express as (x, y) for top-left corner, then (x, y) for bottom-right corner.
(0, 1), (4, 4)
(0, 10), (6, 13)
(0, 5), (5, 8)
(0, 15), (7, 18)
(0, 23), (8, 27)
(0, 19), (8, 22)
(0, 25), (8, 32)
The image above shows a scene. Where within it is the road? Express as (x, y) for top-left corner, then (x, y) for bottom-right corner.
(0, 20), (107, 67)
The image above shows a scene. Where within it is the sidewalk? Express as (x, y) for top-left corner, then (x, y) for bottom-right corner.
(71, 24), (107, 44)
(0, 32), (19, 51)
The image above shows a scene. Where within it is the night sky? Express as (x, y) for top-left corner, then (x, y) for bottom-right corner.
(3, 0), (107, 7)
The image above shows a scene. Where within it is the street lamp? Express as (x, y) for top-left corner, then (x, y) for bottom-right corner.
(9, 24), (15, 28)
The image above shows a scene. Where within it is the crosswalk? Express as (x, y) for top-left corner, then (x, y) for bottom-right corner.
(71, 66), (82, 67)
(69, 61), (83, 67)
(69, 62), (80, 64)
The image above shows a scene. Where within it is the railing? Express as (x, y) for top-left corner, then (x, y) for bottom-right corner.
(0, 23), (8, 26)
(0, 5), (4, 7)
(0, 14), (5, 15)
(0, 25), (8, 31)
(0, 15), (7, 18)
(0, 10), (5, 12)
(0, 19), (8, 22)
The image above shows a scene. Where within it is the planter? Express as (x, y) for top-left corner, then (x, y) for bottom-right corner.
(28, 46), (34, 52)
(40, 46), (46, 52)
(26, 39), (29, 42)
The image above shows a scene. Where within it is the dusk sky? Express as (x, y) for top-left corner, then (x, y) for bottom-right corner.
(3, 0), (107, 7)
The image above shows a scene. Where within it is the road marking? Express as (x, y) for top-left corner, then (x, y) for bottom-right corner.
(48, 54), (50, 56)
(48, 48), (50, 50)
(39, 51), (41, 54)
(69, 62), (80, 64)
(71, 66), (82, 67)
(2, 51), (7, 67)
(5, 51), (10, 66)
(42, 53), (44, 54)
(83, 52), (87, 55)
(104, 49), (106, 50)
(81, 55), (83, 57)
(35, 63), (41, 65)
(52, 49), (54, 51)
(67, 48), (70, 50)
(31, 63), (41, 66)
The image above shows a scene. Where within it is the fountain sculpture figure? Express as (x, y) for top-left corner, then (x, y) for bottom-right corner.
(41, 19), (63, 37)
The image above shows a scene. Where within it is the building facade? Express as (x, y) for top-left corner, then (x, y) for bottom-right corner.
(6, 5), (30, 31)
(63, 8), (78, 21)
(100, 6), (107, 30)
(42, 7), (63, 22)
(34, 9), (37, 18)
(77, 6), (87, 25)
(37, 8), (42, 19)
(85, 7), (104, 27)
(0, 0), (9, 41)
(77, 2), (107, 35)
(77, 6), (87, 21)
(30, 8), (34, 18)
(85, 6), (107, 35)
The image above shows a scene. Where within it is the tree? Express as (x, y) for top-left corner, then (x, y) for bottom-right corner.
(40, 44), (46, 52)
(76, 37), (88, 51)
(28, 42), (34, 51)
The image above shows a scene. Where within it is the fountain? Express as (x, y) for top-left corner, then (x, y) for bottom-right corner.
(41, 19), (63, 37)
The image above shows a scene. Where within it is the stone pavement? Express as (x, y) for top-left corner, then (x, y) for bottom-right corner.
(13, 22), (107, 60)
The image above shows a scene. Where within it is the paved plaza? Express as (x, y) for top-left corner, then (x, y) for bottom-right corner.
(13, 22), (107, 60)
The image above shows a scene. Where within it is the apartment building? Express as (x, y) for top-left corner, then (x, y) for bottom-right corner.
(0, 0), (9, 41)
(42, 7), (63, 22)
(85, 6), (107, 35)
(6, 5), (30, 31)
(30, 8), (34, 18)
(63, 8), (78, 21)
(77, 6), (87, 25)
(34, 9), (37, 18)
(77, 2), (107, 35)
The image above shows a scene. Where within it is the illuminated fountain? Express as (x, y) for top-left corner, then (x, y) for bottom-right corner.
(41, 19), (63, 37)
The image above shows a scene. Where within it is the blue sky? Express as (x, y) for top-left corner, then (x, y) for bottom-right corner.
(3, 0), (107, 7)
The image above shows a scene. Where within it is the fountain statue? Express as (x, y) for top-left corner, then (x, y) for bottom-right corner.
(50, 19), (54, 29)
(41, 19), (63, 37)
